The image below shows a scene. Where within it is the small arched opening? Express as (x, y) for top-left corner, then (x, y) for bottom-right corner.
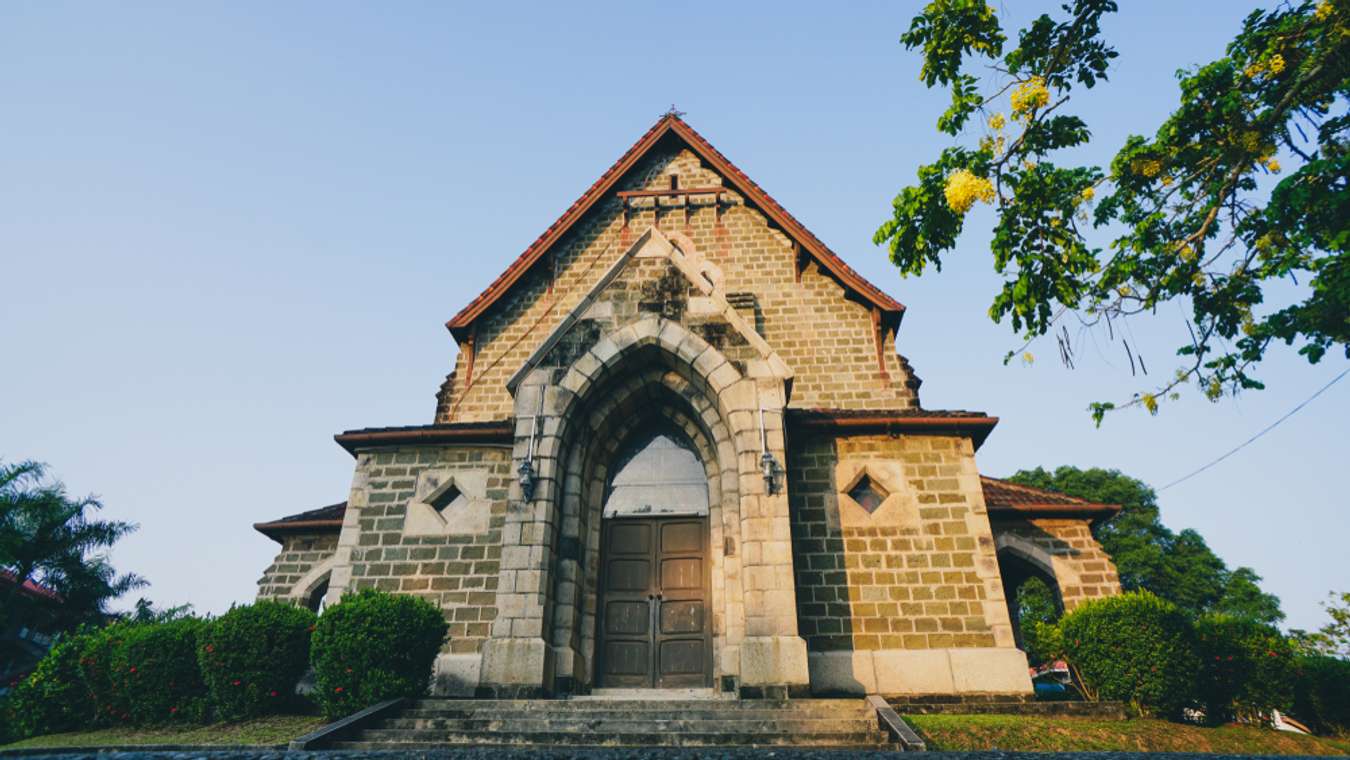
(305, 577), (330, 614)
(997, 548), (1064, 661)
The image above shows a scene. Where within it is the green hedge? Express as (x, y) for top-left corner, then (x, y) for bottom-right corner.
(198, 601), (316, 721)
(1058, 591), (1200, 719)
(1195, 614), (1294, 725)
(1292, 655), (1350, 736)
(110, 617), (209, 724)
(311, 589), (448, 719)
(79, 622), (137, 725)
(2, 629), (95, 740)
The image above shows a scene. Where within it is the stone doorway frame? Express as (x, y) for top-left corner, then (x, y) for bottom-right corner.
(479, 315), (811, 698)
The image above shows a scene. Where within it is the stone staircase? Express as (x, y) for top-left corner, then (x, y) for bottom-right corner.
(328, 697), (897, 749)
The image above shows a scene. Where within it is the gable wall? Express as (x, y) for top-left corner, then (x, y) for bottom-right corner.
(436, 147), (919, 423)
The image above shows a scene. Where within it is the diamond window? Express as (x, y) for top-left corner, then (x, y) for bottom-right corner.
(848, 473), (889, 514)
(427, 484), (466, 517)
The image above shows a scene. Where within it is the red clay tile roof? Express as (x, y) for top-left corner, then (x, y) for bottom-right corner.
(981, 477), (1120, 520)
(445, 114), (905, 338)
(253, 501), (347, 541)
(0, 570), (63, 603)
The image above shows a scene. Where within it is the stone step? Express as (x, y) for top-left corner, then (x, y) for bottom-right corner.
(375, 716), (883, 733)
(406, 698), (870, 714)
(397, 706), (874, 721)
(339, 729), (891, 748)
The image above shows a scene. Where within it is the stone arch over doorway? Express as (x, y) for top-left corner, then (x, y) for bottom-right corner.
(562, 363), (734, 691)
(290, 557), (336, 613)
(479, 314), (810, 697)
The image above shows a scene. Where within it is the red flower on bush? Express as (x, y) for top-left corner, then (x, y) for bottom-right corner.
(128, 666), (137, 673)
(270, 690), (279, 697)
(335, 686), (344, 693)
(170, 707), (178, 715)
(232, 679), (241, 686)
(205, 644), (215, 653)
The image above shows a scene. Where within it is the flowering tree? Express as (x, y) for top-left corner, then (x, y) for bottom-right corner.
(875, 0), (1348, 423)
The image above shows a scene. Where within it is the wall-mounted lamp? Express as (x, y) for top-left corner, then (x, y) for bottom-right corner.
(758, 406), (781, 495)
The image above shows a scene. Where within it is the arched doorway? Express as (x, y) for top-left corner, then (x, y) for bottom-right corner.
(596, 424), (713, 688)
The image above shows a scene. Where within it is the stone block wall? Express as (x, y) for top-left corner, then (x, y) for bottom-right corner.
(256, 533), (337, 602)
(788, 432), (1013, 652)
(436, 147), (919, 424)
(333, 445), (512, 660)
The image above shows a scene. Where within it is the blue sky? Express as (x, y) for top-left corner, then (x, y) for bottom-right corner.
(2, 1), (1344, 631)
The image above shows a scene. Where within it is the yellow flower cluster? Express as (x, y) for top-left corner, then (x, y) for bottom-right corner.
(1268, 54), (1286, 74)
(1132, 157), (1163, 178)
(1010, 77), (1050, 118)
(1080, 186), (1095, 202)
(1264, 157), (1281, 173)
(979, 135), (1007, 156)
(944, 169), (995, 214)
(1142, 393), (1159, 415)
(1178, 243), (1196, 262)
(1316, 1), (1334, 20)
(988, 113), (1006, 131)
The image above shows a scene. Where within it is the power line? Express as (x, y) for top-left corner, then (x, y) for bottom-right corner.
(1159, 367), (1349, 492)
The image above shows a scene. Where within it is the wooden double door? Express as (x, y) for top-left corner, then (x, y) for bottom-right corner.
(597, 516), (711, 688)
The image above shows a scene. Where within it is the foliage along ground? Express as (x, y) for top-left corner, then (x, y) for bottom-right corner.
(906, 713), (1350, 755)
(0, 714), (324, 750)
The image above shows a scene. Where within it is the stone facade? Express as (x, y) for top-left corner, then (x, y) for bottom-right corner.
(256, 532), (338, 604)
(253, 114), (1122, 700)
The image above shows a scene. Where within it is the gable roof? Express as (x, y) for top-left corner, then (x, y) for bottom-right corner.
(445, 114), (905, 339)
(981, 476), (1120, 520)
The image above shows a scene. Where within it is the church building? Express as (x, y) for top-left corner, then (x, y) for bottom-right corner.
(254, 114), (1122, 700)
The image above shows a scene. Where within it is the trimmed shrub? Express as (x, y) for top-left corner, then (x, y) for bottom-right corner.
(79, 622), (137, 726)
(1292, 655), (1350, 736)
(198, 601), (316, 721)
(1058, 591), (1200, 719)
(2, 629), (96, 739)
(111, 618), (209, 724)
(1024, 619), (1064, 667)
(1195, 614), (1294, 725)
(311, 589), (448, 720)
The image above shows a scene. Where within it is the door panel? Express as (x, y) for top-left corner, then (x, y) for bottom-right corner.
(660, 558), (701, 589)
(598, 516), (710, 688)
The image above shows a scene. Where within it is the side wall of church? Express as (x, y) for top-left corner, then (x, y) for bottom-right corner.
(256, 533), (338, 602)
(788, 430), (1032, 696)
(436, 147), (919, 424)
(324, 445), (512, 692)
(990, 517), (1122, 611)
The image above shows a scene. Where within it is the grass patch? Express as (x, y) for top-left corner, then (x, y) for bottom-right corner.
(906, 713), (1350, 755)
(0, 714), (325, 751)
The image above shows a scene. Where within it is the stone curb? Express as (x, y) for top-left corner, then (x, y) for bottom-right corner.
(288, 697), (405, 750)
(866, 694), (927, 751)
